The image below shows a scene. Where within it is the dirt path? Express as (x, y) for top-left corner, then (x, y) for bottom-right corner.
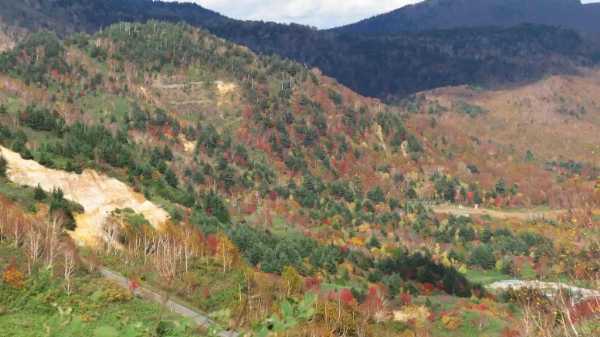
(97, 266), (239, 337)
(0, 146), (169, 246)
(432, 205), (567, 220)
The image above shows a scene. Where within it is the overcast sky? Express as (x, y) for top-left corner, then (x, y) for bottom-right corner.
(170, 0), (600, 29)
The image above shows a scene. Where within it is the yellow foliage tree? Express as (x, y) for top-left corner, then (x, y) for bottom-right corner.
(2, 264), (24, 288)
(441, 313), (462, 331)
(282, 265), (303, 296)
(350, 236), (365, 247)
(217, 233), (238, 273)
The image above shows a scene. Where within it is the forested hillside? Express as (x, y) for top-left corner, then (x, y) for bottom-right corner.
(217, 23), (594, 100)
(333, 0), (600, 34)
(1, 0), (598, 101)
(0, 20), (598, 336)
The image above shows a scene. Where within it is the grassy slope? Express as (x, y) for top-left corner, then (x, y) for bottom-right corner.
(406, 71), (600, 208)
(0, 244), (202, 337)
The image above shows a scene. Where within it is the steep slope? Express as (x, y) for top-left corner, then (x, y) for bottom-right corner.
(0, 21), (595, 239)
(0, 0), (598, 101)
(334, 0), (600, 34)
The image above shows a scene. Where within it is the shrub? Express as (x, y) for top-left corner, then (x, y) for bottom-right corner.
(377, 249), (472, 297)
(469, 244), (496, 270)
(367, 234), (381, 249)
(203, 191), (230, 223)
(34, 184), (46, 201)
(2, 264), (24, 288)
(0, 155), (7, 177)
(282, 266), (303, 295)
(454, 101), (487, 118)
(19, 105), (64, 132)
(441, 313), (463, 330)
(328, 89), (343, 106)
(367, 186), (385, 204)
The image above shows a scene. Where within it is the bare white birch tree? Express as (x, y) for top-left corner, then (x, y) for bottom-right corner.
(63, 249), (76, 296)
(25, 223), (43, 275)
(45, 215), (62, 269)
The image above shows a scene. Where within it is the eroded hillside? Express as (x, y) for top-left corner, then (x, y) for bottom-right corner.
(0, 146), (168, 246)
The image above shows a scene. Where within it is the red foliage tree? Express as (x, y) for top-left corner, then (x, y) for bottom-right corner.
(339, 288), (355, 306)
(466, 191), (475, 204)
(495, 196), (504, 208)
(400, 292), (412, 306)
(128, 278), (140, 293)
(304, 277), (321, 291)
(501, 328), (521, 337)
(269, 191), (278, 201)
(568, 297), (600, 323)
(362, 286), (384, 315)
(421, 282), (435, 295)
(206, 234), (219, 256)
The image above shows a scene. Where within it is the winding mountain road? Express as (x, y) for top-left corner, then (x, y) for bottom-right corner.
(97, 266), (240, 337)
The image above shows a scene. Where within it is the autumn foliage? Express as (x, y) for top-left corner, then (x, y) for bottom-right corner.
(2, 264), (24, 288)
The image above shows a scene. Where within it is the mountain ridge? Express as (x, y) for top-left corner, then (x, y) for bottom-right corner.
(0, 0), (598, 101)
(333, 0), (600, 34)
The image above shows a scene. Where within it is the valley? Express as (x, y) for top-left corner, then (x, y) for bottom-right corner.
(0, 1), (598, 337)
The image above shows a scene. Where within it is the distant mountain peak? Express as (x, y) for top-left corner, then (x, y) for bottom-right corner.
(332, 0), (600, 33)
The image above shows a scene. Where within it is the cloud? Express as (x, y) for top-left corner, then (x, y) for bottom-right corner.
(177, 0), (423, 28)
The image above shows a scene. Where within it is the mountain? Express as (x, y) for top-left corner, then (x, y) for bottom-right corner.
(0, 0), (227, 36)
(0, 0), (598, 102)
(0, 17), (598, 337)
(220, 23), (595, 100)
(333, 0), (600, 34)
